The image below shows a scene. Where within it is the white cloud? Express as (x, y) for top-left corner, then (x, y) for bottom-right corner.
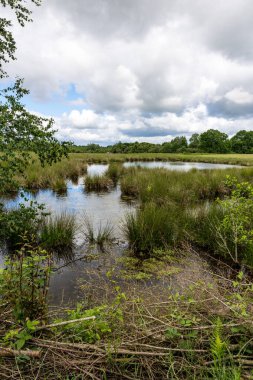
(225, 88), (253, 104)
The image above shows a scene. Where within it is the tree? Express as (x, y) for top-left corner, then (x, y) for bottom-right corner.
(0, 0), (70, 191)
(189, 133), (200, 149)
(170, 136), (188, 152)
(230, 130), (253, 153)
(199, 129), (230, 153)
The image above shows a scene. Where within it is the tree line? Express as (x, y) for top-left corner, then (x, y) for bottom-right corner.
(72, 129), (253, 154)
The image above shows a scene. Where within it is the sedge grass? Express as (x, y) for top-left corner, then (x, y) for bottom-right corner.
(19, 157), (87, 190)
(40, 212), (76, 254)
(84, 175), (113, 192)
(82, 215), (115, 248)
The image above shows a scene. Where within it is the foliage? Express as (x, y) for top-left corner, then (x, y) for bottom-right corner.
(214, 176), (253, 264)
(199, 129), (230, 153)
(0, 80), (71, 191)
(3, 319), (39, 350)
(231, 130), (253, 153)
(71, 128), (253, 154)
(0, 0), (71, 192)
(0, 198), (47, 249)
(0, 242), (52, 321)
(55, 290), (125, 343)
(0, 0), (41, 78)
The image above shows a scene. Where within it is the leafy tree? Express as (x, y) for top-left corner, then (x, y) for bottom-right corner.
(170, 136), (188, 152)
(0, 0), (70, 191)
(189, 133), (200, 149)
(0, 0), (41, 78)
(230, 130), (253, 153)
(199, 129), (230, 153)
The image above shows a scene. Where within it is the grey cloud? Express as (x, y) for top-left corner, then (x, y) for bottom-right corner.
(208, 100), (253, 119)
(48, 0), (175, 40)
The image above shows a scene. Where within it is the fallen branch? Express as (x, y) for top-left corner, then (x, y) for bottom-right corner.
(0, 347), (41, 358)
(36, 316), (96, 331)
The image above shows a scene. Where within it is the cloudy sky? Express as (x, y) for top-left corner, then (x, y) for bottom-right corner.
(4, 0), (253, 145)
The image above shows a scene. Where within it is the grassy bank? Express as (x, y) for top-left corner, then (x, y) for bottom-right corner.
(16, 156), (87, 192)
(3, 152), (253, 194)
(70, 152), (253, 166)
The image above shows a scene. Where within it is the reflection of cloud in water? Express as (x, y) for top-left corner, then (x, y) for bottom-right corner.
(123, 161), (241, 171)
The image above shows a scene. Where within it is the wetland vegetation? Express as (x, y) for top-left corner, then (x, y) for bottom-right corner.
(1, 154), (253, 379)
(1, 0), (253, 378)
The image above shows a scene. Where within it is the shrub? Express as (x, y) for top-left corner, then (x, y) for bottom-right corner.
(0, 243), (52, 321)
(0, 200), (46, 250)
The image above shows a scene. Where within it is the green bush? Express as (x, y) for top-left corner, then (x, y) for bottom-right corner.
(0, 200), (46, 250)
(0, 243), (52, 321)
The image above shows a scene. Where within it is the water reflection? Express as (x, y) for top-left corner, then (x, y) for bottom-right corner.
(123, 161), (241, 171)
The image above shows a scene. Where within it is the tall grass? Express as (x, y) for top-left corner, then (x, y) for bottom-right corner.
(70, 152), (253, 166)
(123, 202), (187, 257)
(20, 158), (87, 190)
(85, 175), (113, 192)
(105, 163), (124, 185)
(121, 167), (253, 204)
(82, 215), (114, 249)
(121, 166), (253, 264)
(40, 212), (76, 254)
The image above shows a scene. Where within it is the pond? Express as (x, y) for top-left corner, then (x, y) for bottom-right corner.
(123, 161), (241, 170)
(0, 161), (241, 306)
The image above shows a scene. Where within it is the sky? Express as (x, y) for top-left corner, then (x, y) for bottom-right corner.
(3, 0), (253, 145)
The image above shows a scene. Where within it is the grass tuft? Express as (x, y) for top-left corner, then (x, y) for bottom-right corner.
(40, 212), (76, 254)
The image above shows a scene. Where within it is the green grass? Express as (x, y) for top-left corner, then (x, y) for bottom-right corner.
(123, 202), (186, 257)
(121, 166), (253, 204)
(19, 157), (87, 190)
(6, 152), (253, 194)
(105, 163), (124, 185)
(40, 212), (76, 254)
(84, 175), (113, 192)
(70, 152), (253, 166)
(121, 166), (253, 264)
(82, 215), (114, 248)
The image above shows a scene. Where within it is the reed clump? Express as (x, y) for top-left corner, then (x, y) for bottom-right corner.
(85, 175), (113, 192)
(105, 163), (124, 185)
(40, 212), (76, 254)
(21, 158), (87, 190)
(82, 215), (114, 249)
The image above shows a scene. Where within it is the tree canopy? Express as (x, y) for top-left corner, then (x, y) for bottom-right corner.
(71, 129), (253, 154)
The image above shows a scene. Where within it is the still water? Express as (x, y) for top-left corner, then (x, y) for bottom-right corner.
(123, 161), (241, 170)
